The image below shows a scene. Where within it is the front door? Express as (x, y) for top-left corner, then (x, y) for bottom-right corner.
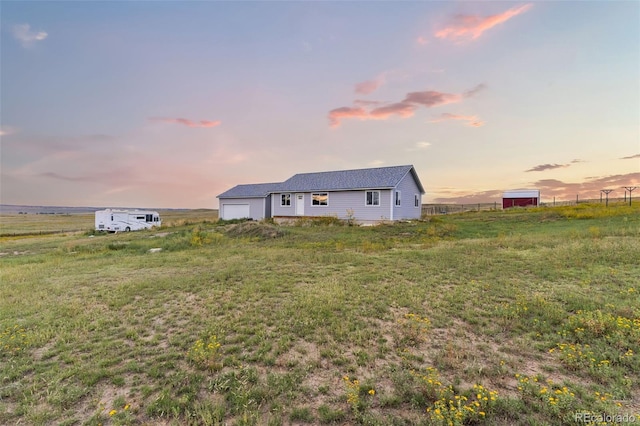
(295, 194), (304, 216)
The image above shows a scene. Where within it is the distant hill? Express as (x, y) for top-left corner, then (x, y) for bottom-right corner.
(0, 205), (197, 215)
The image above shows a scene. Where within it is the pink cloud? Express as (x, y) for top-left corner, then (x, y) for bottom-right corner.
(328, 102), (416, 127)
(354, 73), (389, 95)
(328, 106), (369, 128)
(533, 173), (640, 199)
(430, 113), (485, 127)
(525, 163), (570, 172)
(353, 99), (386, 107)
(329, 84), (485, 127)
(416, 36), (429, 45)
(403, 91), (463, 107)
(355, 79), (382, 95)
(431, 172), (640, 204)
(435, 3), (533, 42)
(149, 117), (221, 128)
(369, 102), (417, 119)
(327, 98), (428, 127)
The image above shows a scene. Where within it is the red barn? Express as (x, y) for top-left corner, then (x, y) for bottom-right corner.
(502, 190), (540, 209)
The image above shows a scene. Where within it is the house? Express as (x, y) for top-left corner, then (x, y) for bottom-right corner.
(502, 190), (540, 209)
(217, 165), (425, 224)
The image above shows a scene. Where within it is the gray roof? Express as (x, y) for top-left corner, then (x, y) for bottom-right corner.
(280, 165), (424, 193)
(217, 165), (424, 198)
(216, 182), (283, 198)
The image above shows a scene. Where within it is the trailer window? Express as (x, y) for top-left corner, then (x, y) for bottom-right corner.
(136, 216), (145, 220)
(145, 214), (153, 222)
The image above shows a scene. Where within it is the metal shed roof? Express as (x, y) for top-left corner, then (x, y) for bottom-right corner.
(502, 190), (540, 198)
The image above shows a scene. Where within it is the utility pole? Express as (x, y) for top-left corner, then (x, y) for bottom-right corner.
(600, 189), (613, 207)
(624, 187), (637, 207)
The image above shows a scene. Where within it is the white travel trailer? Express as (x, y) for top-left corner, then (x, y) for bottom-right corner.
(95, 209), (161, 232)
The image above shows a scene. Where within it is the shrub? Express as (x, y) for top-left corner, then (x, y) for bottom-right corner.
(187, 335), (222, 370)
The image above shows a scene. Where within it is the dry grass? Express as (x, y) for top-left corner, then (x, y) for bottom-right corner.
(0, 204), (638, 425)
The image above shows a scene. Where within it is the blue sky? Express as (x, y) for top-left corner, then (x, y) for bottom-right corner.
(1, 1), (638, 208)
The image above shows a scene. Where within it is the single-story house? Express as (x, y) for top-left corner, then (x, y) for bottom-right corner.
(217, 165), (425, 224)
(502, 189), (541, 209)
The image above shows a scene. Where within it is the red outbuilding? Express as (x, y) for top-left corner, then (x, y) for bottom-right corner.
(502, 190), (541, 209)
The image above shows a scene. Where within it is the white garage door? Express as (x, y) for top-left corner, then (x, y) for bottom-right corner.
(222, 204), (250, 220)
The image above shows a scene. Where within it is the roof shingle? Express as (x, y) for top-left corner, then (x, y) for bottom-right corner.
(217, 165), (424, 198)
(216, 182), (283, 198)
(279, 165), (419, 192)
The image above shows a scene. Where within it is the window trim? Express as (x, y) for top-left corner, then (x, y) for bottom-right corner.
(395, 190), (401, 206)
(311, 192), (329, 206)
(281, 193), (291, 206)
(414, 194), (420, 208)
(365, 190), (380, 206)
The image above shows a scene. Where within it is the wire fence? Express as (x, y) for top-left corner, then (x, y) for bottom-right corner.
(422, 197), (636, 216)
(541, 197), (633, 207)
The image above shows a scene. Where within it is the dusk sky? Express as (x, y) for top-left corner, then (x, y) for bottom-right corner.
(1, 1), (639, 209)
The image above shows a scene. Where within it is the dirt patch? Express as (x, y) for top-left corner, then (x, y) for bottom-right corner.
(224, 222), (287, 240)
(32, 340), (56, 361)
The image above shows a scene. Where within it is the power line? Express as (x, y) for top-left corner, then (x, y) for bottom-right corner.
(600, 189), (613, 207)
(623, 186), (637, 207)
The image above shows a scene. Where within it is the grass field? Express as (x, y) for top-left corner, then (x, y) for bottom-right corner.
(1, 203), (639, 425)
(0, 209), (219, 236)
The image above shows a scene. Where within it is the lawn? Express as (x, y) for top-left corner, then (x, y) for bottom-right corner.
(0, 204), (638, 425)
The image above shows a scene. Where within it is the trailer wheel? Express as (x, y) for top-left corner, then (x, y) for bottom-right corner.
(125, 227), (131, 232)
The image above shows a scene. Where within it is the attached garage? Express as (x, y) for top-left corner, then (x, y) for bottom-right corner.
(221, 204), (250, 220)
(217, 182), (281, 221)
(502, 190), (540, 209)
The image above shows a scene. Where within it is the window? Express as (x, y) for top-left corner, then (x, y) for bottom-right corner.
(145, 214), (153, 222)
(281, 194), (291, 206)
(395, 191), (401, 206)
(312, 193), (328, 206)
(414, 194), (420, 207)
(136, 216), (145, 220)
(366, 191), (380, 206)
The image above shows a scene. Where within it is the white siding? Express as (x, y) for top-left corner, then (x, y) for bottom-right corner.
(393, 171), (423, 220)
(272, 190), (392, 222)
